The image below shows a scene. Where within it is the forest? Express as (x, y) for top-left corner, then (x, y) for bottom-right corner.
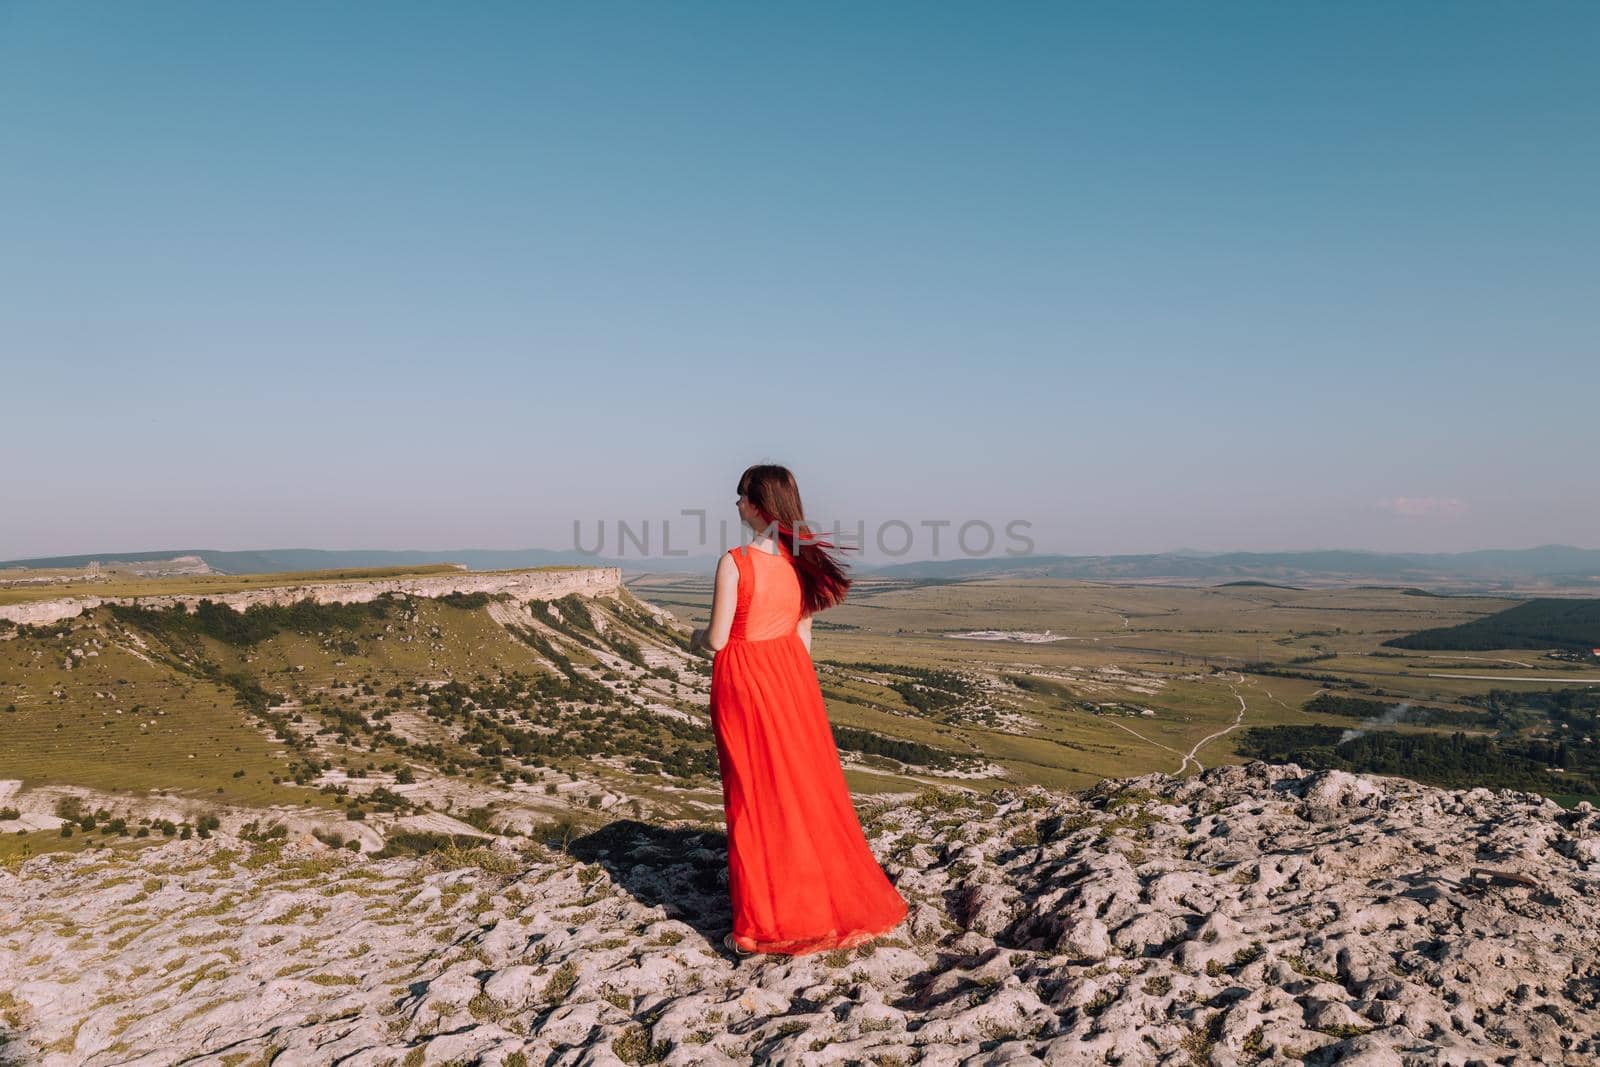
(1302, 692), (1495, 727)
(1384, 598), (1600, 652)
(1238, 724), (1600, 799)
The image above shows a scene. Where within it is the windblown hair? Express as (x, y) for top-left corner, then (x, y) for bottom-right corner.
(737, 463), (853, 615)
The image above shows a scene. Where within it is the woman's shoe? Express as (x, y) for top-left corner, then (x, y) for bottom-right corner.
(723, 931), (754, 956)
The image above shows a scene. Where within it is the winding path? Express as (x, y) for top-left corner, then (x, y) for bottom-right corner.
(1102, 717), (1187, 765)
(1422, 654), (1540, 669)
(1180, 675), (1250, 774)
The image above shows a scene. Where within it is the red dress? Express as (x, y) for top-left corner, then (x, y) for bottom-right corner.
(709, 542), (909, 955)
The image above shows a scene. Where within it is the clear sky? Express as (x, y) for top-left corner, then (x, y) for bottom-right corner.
(2, 2), (1595, 562)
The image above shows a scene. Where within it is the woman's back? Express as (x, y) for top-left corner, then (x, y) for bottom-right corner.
(706, 463), (906, 956)
(709, 536), (908, 956)
(729, 543), (803, 642)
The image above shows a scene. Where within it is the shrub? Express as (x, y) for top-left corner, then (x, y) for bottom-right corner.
(110, 597), (391, 647)
(376, 831), (481, 858)
(438, 591), (492, 610)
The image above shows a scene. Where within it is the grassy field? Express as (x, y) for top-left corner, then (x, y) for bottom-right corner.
(5, 565), (1596, 849)
(629, 571), (1599, 794)
(0, 825), (165, 868)
(0, 618), (318, 805)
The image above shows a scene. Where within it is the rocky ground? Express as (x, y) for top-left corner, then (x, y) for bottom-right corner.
(4, 762), (1600, 1066)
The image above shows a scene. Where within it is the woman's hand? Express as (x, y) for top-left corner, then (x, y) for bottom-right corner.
(689, 626), (709, 652)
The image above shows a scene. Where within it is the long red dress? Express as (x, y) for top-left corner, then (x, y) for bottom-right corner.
(709, 542), (909, 955)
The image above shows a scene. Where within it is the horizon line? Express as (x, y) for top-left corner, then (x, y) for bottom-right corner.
(4, 540), (1599, 569)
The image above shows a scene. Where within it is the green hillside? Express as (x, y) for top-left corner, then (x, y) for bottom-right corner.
(0, 578), (729, 862)
(2, 569), (998, 867)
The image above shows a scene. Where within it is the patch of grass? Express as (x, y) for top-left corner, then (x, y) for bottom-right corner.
(1286, 954), (1339, 983)
(1232, 941), (1265, 969)
(1142, 974), (1172, 996)
(1179, 1012), (1223, 1067)
(1083, 988), (1115, 1017)
(43, 1019), (86, 1055)
(431, 846), (520, 874)
(1, 989), (26, 1030)
(305, 973), (359, 987)
(467, 992), (503, 1020)
(1104, 787), (1160, 811)
(540, 960), (578, 1002)
(611, 1024), (669, 1064)
(1007, 824), (1039, 849)
(1242, 1024), (1267, 1060)
(177, 930), (232, 948)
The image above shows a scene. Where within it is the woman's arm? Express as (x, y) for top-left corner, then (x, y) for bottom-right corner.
(796, 613), (813, 654)
(691, 553), (740, 653)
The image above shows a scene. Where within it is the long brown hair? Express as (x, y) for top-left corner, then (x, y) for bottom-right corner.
(737, 463), (852, 615)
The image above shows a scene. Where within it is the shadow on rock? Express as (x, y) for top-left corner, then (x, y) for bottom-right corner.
(562, 819), (734, 943)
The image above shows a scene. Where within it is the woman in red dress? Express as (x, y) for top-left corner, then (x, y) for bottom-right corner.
(689, 464), (909, 956)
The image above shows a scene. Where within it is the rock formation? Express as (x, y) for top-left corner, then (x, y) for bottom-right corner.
(4, 762), (1598, 1065)
(0, 567), (622, 626)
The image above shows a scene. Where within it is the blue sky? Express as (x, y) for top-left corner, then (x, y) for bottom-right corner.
(2, 2), (1595, 561)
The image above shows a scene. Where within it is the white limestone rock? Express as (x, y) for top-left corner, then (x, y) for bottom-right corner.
(4, 764), (1600, 1065)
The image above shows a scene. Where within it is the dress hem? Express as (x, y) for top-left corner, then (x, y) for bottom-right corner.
(731, 912), (909, 956)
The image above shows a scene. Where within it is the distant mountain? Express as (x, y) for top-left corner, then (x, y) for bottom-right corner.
(0, 547), (716, 576)
(866, 546), (1600, 590)
(6, 544), (1599, 589)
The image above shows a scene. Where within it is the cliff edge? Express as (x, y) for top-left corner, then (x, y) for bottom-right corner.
(0, 567), (623, 626)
